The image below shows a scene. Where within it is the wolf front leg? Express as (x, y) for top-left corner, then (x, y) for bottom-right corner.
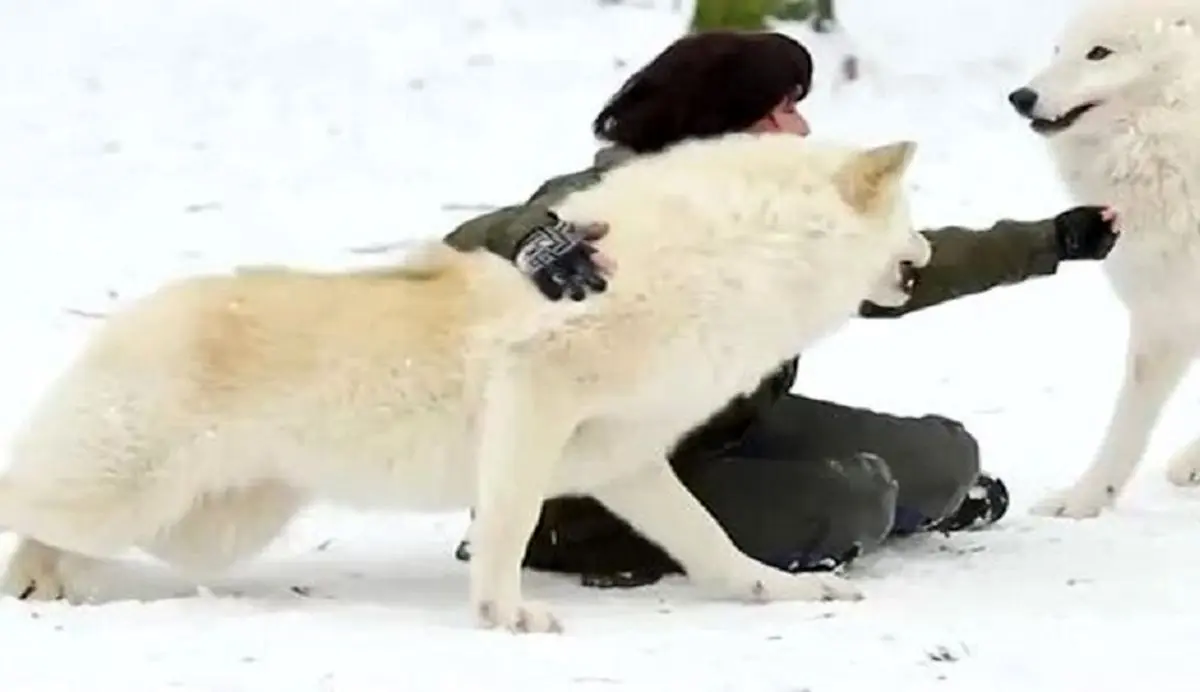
(592, 460), (863, 603)
(467, 359), (577, 634)
(1031, 322), (1193, 519)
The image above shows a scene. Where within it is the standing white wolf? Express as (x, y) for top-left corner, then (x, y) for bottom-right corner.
(1008, 0), (1200, 518)
(0, 132), (930, 632)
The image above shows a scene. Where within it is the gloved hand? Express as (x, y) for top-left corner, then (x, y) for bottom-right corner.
(1054, 205), (1120, 260)
(514, 213), (614, 301)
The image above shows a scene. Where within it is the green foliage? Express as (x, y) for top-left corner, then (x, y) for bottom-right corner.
(690, 0), (774, 31)
(688, 0), (838, 34)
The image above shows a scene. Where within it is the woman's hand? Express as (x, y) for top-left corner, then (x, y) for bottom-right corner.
(514, 214), (617, 301)
(1054, 205), (1121, 260)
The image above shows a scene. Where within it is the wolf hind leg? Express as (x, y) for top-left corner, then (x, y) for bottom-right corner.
(140, 481), (307, 575)
(0, 468), (201, 602)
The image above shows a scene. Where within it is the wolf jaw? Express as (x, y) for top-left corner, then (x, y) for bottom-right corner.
(1030, 101), (1100, 134)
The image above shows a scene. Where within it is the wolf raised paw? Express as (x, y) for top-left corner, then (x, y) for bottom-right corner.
(474, 598), (563, 634)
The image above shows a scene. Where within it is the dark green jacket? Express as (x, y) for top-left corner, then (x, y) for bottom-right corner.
(443, 147), (1062, 460)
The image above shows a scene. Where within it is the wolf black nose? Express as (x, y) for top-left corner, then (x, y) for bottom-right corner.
(1007, 88), (1038, 116)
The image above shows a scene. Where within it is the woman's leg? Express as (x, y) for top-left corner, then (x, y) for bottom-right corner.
(454, 393), (1001, 588)
(674, 449), (898, 572)
(456, 448), (899, 588)
(740, 393), (1001, 534)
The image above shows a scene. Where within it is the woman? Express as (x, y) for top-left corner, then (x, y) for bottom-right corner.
(444, 30), (1119, 586)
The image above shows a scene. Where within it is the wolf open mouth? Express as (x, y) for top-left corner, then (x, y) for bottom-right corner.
(898, 261), (917, 295)
(1030, 102), (1099, 134)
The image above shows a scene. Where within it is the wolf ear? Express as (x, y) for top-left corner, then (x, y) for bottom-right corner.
(833, 140), (917, 214)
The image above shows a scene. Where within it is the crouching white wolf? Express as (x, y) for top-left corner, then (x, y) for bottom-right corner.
(0, 132), (930, 632)
(1009, 0), (1200, 518)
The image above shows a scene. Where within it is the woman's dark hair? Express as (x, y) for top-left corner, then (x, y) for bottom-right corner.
(591, 30), (813, 154)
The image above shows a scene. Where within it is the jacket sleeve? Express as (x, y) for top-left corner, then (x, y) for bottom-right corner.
(441, 169), (601, 261)
(442, 204), (559, 261)
(859, 217), (1061, 318)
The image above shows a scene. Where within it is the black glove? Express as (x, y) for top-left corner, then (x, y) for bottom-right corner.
(1053, 205), (1118, 260)
(514, 213), (608, 301)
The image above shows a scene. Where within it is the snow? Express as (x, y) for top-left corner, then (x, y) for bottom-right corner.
(0, 0), (1194, 689)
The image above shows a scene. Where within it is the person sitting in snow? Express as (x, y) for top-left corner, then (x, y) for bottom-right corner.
(443, 30), (1119, 586)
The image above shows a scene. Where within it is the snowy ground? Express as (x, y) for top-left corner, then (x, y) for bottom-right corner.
(1, 0), (1197, 689)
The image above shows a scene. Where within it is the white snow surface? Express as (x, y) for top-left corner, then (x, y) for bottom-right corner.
(0, 0), (1194, 689)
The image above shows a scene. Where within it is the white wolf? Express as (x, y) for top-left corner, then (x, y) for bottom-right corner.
(0, 132), (930, 632)
(1008, 0), (1200, 518)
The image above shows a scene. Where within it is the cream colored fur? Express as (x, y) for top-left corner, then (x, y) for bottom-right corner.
(1013, 0), (1200, 517)
(0, 131), (930, 632)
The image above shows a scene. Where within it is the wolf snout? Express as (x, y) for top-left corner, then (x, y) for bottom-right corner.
(1008, 87), (1038, 116)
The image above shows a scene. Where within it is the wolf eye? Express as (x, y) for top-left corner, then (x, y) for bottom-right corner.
(1086, 45), (1113, 60)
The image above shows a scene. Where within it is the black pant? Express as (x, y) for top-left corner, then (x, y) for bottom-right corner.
(457, 394), (982, 582)
(683, 395), (981, 568)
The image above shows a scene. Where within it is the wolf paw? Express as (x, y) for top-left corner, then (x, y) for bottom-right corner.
(1, 543), (67, 601)
(1028, 487), (1109, 519)
(474, 598), (563, 634)
(2, 573), (64, 601)
(743, 570), (863, 603)
(1165, 451), (1200, 487)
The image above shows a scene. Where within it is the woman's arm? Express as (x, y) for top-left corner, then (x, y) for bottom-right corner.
(859, 206), (1117, 318)
(443, 168), (603, 259)
(443, 203), (561, 260)
(442, 168), (610, 300)
(860, 218), (1059, 318)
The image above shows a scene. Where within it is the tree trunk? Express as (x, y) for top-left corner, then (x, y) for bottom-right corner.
(811, 0), (836, 32)
(690, 0), (776, 32)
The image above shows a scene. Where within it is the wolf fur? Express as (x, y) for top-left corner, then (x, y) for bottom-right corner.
(0, 131), (930, 632)
(1010, 0), (1200, 518)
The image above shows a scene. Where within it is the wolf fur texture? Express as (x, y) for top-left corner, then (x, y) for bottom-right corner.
(0, 131), (930, 632)
(1010, 0), (1200, 518)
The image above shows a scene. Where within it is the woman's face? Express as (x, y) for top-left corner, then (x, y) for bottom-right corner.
(750, 90), (810, 137)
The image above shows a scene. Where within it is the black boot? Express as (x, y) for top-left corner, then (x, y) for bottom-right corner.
(929, 472), (1009, 533)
